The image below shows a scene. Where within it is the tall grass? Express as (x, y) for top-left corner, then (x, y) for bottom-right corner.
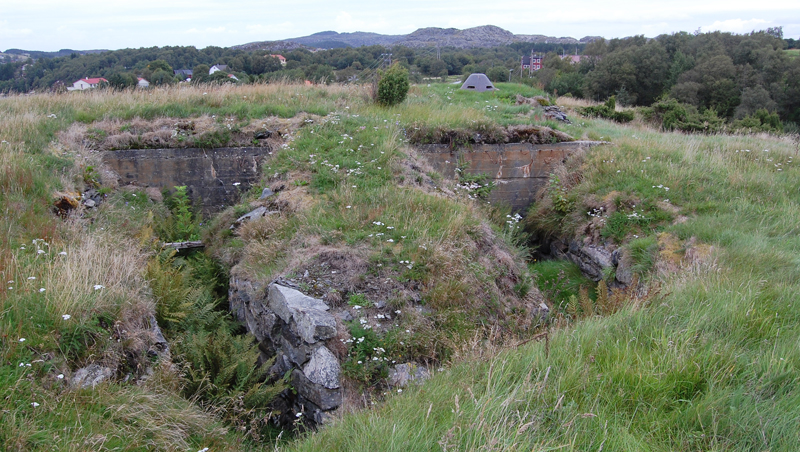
(287, 97), (800, 451)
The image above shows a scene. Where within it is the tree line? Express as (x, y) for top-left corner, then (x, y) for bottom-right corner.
(535, 27), (799, 126)
(0, 41), (580, 93)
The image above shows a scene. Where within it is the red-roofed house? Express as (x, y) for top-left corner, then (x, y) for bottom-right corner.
(269, 54), (287, 66)
(68, 77), (108, 91)
(137, 77), (150, 88)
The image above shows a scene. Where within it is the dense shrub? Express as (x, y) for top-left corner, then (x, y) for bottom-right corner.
(377, 63), (410, 106)
(641, 97), (724, 133)
(578, 96), (635, 123)
(731, 108), (783, 133)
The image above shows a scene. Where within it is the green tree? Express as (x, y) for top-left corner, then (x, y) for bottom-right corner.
(147, 59), (173, 73)
(548, 72), (585, 97)
(735, 86), (778, 119)
(377, 62), (410, 106)
(486, 66), (510, 83)
(208, 71), (235, 84)
(107, 72), (137, 89)
(150, 69), (176, 85)
(192, 64), (210, 83)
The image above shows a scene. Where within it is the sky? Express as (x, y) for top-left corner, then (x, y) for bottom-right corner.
(2, 0), (799, 52)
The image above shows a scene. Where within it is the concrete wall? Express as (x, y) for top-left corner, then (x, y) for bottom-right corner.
(418, 141), (601, 211)
(101, 147), (272, 214)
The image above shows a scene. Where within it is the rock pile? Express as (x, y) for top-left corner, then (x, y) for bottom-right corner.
(229, 281), (342, 425)
(53, 189), (105, 217)
(514, 95), (572, 123)
(543, 106), (572, 124)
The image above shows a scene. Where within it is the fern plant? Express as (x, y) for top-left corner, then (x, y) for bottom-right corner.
(146, 250), (197, 330)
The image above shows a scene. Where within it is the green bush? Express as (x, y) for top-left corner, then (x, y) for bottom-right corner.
(732, 108), (783, 133)
(578, 96), (634, 123)
(641, 97), (724, 133)
(377, 63), (410, 106)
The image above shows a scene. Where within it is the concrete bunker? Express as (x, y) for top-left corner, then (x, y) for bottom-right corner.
(461, 73), (496, 92)
(101, 146), (272, 215)
(418, 141), (603, 211)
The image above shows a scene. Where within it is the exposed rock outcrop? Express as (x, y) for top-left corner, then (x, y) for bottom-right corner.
(71, 364), (114, 388)
(388, 363), (431, 388)
(551, 239), (630, 287)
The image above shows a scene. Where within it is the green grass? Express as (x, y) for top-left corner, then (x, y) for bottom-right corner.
(286, 97), (800, 451)
(4, 80), (800, 450)
(784, 49), (800, 60)
(530, 259), (597, 312)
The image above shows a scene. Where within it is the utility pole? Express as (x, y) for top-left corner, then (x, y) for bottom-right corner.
(379, 53), (393, 70)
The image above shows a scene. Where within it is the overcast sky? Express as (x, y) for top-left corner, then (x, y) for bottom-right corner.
(2, 1), (799, 51)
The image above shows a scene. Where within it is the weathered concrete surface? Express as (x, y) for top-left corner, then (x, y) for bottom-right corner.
(418, 141), (602, 211)
(101, 147), (272, 214)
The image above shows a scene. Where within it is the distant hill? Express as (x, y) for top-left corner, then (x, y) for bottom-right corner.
(287, 30), (404, 48)
(235, 25), (600, 51)
(3, 48), (109, 59)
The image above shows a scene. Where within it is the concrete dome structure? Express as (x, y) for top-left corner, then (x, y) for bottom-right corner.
(460, 73), (496, 92)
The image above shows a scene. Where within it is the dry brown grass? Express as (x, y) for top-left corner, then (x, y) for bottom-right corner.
(41, 227), (151, 318)
(554, 96), (598, 108)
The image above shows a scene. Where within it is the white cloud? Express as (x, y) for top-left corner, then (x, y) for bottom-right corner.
(243, 22), (299, 39)
(703, 18), (771, 33)
(336, 12), (356, 29)
(0, 21), (33, 39)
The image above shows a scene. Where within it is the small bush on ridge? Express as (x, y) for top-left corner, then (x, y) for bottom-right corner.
(377, 63), (410, 106)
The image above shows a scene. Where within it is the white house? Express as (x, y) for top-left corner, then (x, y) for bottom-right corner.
(67, 77), (108, 91)
(209, 64), (228, 75)
(137, 77), (150, 88)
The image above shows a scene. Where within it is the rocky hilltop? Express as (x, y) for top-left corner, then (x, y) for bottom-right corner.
(396, 25), (516, 48)
(283, 30), (405, 48)
(234, 25), (600, 51)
